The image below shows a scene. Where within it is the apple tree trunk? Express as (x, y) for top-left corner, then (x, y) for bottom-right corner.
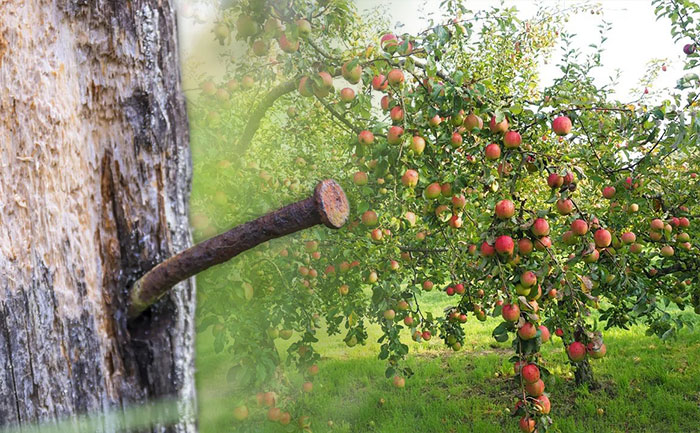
(574, 358), (597, 389)
(0, 1), (196, 431)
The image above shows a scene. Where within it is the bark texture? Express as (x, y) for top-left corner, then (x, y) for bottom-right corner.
(0, 1), (195, 431)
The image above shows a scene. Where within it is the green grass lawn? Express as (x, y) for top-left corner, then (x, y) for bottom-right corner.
(196, 293), (700, 433)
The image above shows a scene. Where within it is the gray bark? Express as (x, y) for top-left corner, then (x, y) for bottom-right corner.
(0, 1), (195, 431)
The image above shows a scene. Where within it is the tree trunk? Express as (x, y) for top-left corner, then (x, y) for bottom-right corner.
(0, 1), (195, 432)
(574, 358), (598, 389)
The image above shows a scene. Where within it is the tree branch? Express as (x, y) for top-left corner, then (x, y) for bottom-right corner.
(235, 79), (297, 155)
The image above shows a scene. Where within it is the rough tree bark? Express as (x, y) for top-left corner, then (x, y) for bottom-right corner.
(0, 1), (195, 431)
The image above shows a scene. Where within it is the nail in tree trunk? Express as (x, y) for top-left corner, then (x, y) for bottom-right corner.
(0, 1), (195, 432)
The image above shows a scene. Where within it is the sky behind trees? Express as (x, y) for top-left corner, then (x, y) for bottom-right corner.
(356, 0), (682, 101)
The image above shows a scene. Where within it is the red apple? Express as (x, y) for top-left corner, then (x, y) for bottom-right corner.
(525, 378), (544, 396)
(587, 342), (607, 359)
(485, 143), (501, 160)
(583, 249), (599, 263)
(495, 235), (515, 255)
(660, 245), (675, 257)
(539, 325), (550, 343)
(424, 182), (442, 199)
(353, 171), (368, 186)
(571, 219), (588, 236)
(556, 198), (574, 215)
(390, 105), (404, 122)
(535, 394), (551, 414)
(602, 186), (616, 199)
(279, 34), (300, 53)
(452, 194), (467, 208)
(342, 60), (362, 84)
(520, 271), (537, 287)
(298, 76), (313, 97)
(233, 405), (249, 421)
(563, 171), (575, 185)
(650, 218), (665, 231)
(441, 183), (453, 197)
(489, 115), (509, 133)
(519, 417), (536, 433)
(267, 407), (281, 421)
(387, 125), (404, 144)
(621, 232), (636, 244)
(518, 238), (533, 255)
(532, 218), (550, 236)
(518, 322), (537, 340)
(361, 210), (378, 226)
(358, 130), (375, 145)
(340, 87), (356, 102)
(387, 68), (404, 86)
(594, 229), (612, 248)
(464, 113), (483, 131)
(567, 341), (587, 362)
(534, 236), (551, 250)
(411, 136), (426, 154)
(401, 169), (419, 187)
(503, 131), (522, 148)
(392, 375), (405, 388)
(495, 199), (515, 219)
(547, 173), (563, 188)
(481, 241), (496, 257)
(552, 115), (572, 135)
(502, 303), (521, 321)
(428, 114), (442, 127)
(279, 412), (291, 425)
(521, 364), (540, 384)
(372, 74), (388, 91)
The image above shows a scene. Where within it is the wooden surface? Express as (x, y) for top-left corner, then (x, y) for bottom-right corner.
(0, 1), (195, 431)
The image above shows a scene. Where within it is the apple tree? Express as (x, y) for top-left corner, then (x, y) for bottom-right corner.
(187, 0), (700, 431)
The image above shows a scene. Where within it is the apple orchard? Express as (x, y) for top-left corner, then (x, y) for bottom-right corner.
(188, 0), (700, 431)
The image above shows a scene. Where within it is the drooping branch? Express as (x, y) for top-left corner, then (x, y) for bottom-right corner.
(128, 179), (350, 318)
(399, 246), (449, 253)
(315, 96), (362, 134)
(235, 79), (297, 155)
(647, 260), (699, 278)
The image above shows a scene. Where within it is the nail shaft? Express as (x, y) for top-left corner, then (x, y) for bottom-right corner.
(128, 179), (349, 318)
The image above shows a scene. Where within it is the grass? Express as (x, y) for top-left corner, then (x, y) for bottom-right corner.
(196, 293), (700, 433)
